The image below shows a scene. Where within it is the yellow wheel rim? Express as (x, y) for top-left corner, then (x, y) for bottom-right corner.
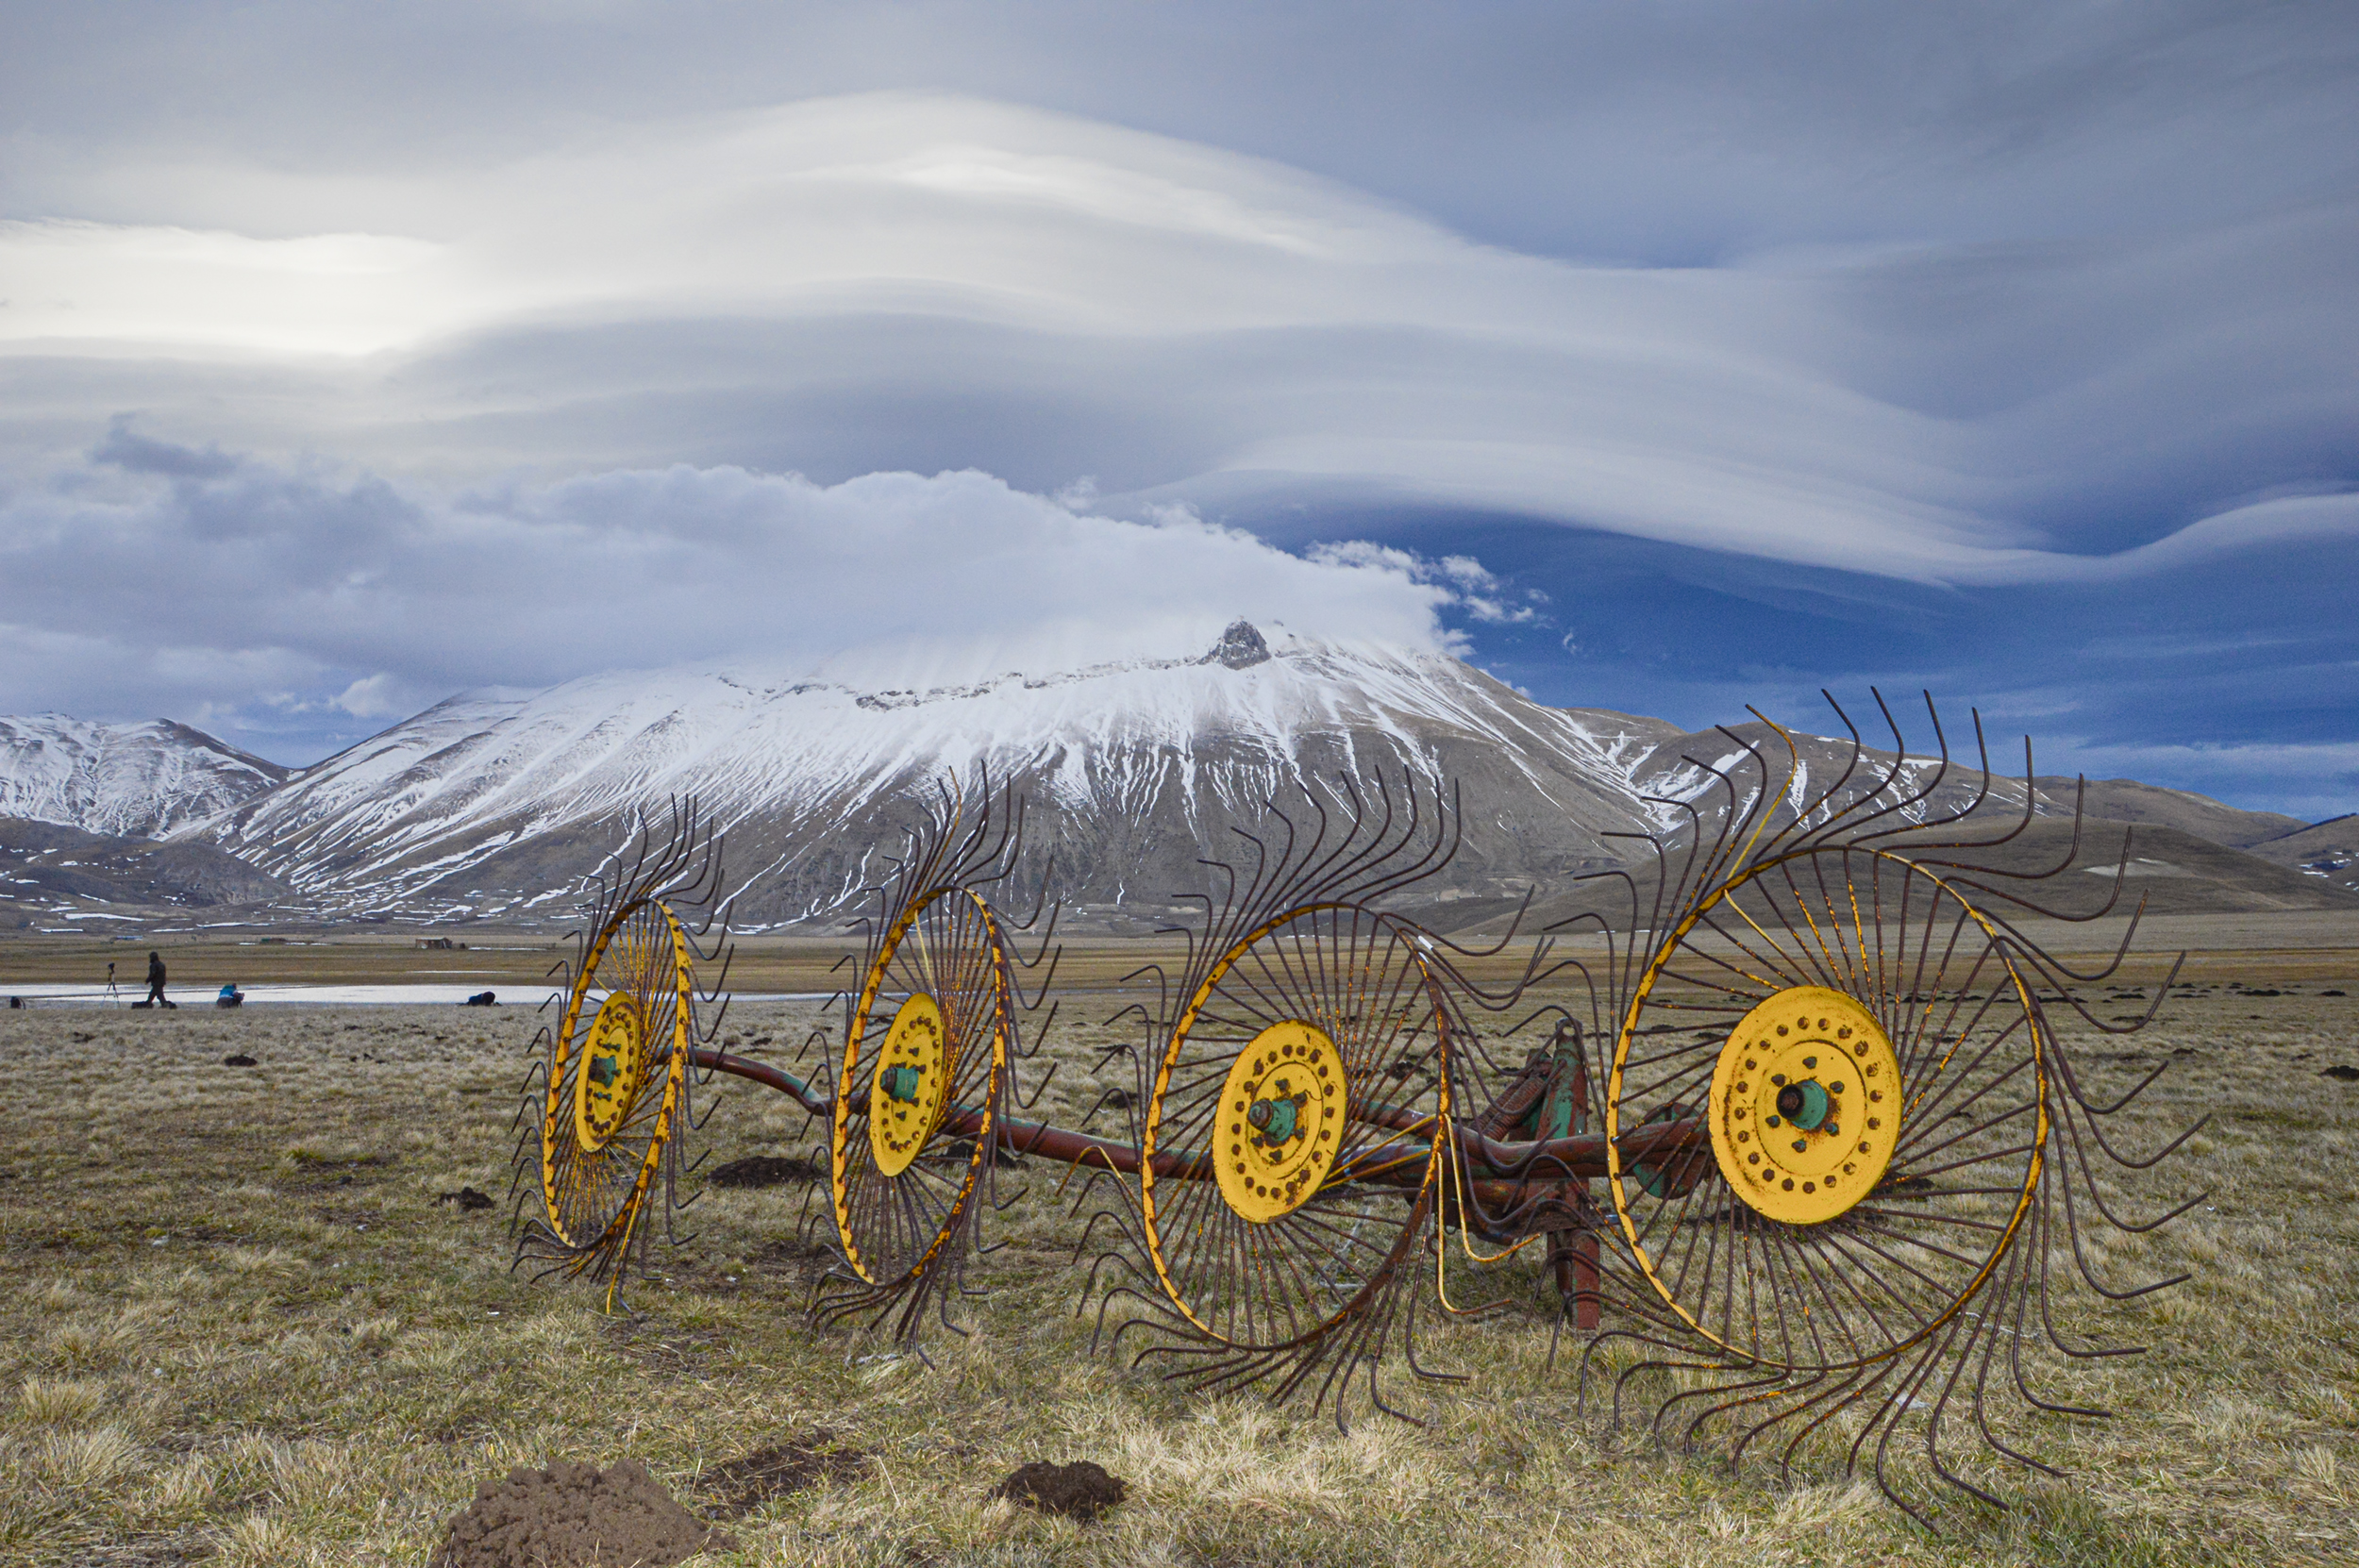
(867, 993), (949, 1177)
(538, 897), (695, 1254)
(1708, 985), (1899, 1225)
(829, 886), (1011, 1288)
(1604, 844), (2049, 1372)
(573, 993), (649, 1154)
(1213, 1021), (1349, 1224)
(1141, 903), (1451, 1346)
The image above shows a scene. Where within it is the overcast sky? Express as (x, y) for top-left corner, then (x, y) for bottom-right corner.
(2, 3), (2354, 815)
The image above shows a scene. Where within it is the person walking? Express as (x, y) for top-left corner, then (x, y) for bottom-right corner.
(143, 950), (175, 1009)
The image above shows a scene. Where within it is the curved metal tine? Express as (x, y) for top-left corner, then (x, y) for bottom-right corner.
(1012, 997), (1061, 1062)
(1854, 1339), (1949, 1527)
(2047, 1145), (2188, 1305)
(1652, 1363), (1788, 1450)
(1780, 690), (1872, 848)
(1993, 895), (2154, 1000)
(1675, 743), (1774, 895)
(1213, 826), (1280, 943)
(1399, 1284), (1468, 1387)
(1014, 933), (1063, 1013)
(1337, 769), (1426, 896)
(962, 777), (1024, 887)
(1297, 769), (1375, 898)
(1418, 882), (1540, 965)
(1242, 791), (1310, 911)
(1885, 715), (2048, 859)
(1699, 721), (1782, 869)
(2049, 1092), (2209, 1235)
(1421, 926), (1554, 1013)
(1920, 764), (2100, 887)
(1715, 1367), (1842, 1472)
(2010, 1221), (2116, 1410)
(1845, 692), (1994, 846)
(1599, 805), (1701, 952)
(1363, 776), (1464, 904)
(1008, 850), (1058, 938)
(1272, 776), (1351, 909)
(2045, 1034), (2178, 1124)
(1770, 1363), (1899, 1482)
(1075, 1083), (1139, 1133)
(1346, 770), (1444, 904)
(1795, 686), (1940, 848)
(1894, 1319), (2011, 1515)
(1924, 731), (2023, 849)
(1010, 1056), (1062, 1112)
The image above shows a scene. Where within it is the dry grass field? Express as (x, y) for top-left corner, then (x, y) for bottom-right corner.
(2, 928), (2354, 1567)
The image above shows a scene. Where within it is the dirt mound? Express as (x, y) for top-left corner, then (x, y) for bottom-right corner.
(700, 1429), (870, 1517)
(434, 1458), (735, 1567)
(437, 1186), (495, 1210)
(2323, 1064), (2359, 1082)
(222, 1054), (257, 1067)
(988, 1460), (1127, 1521)
(708, 1155), (821, 1188)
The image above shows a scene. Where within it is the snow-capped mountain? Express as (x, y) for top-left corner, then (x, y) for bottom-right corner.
(12, 626), (2341, 929)
(0, 715), (289, 838)
(194, 625), (1698, 925)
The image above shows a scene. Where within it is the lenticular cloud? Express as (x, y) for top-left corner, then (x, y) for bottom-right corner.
(5, 93), (2351, 590)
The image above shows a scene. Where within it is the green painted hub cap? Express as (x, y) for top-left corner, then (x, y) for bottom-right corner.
(881, 1064), (924, 1102)
(1776, 1078), (1832, 1131)
(1247, 1095), (1301, 1143)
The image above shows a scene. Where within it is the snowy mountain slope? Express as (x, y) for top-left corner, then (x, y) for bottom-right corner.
(0, 715), (289, 838)
(195, 626), (1696, 924)
(169, 626), (2350, 928)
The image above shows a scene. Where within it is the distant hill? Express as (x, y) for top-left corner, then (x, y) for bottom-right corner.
(2239, 815), (2359, 896)
(0, 816), (295, 930)
(0, 715), (287, 838)
(2029, 776), (2304, 849)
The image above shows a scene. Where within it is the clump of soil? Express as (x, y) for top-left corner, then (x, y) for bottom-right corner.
(708, 1155), (821, 1188)
(2322, 1064), (2359, 1083)
(699, 1429), (870, 1517)
(438, 1186), (495, 1210)
(434, 1458), (735, 1568)
(222, 1054), (258, 1067)
(988, 1460), (1127, 1521)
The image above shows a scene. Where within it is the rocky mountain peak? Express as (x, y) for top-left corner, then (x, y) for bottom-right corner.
(1201, 620), (1271, 670)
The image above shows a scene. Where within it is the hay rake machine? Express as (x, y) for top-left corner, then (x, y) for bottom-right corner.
(511, 698), (2200, 1519)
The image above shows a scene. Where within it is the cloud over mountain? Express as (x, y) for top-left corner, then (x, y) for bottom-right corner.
(0, 9), (2351, 809)
(0, 437), (1487, 748)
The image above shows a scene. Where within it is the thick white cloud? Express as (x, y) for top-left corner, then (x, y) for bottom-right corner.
(0, 443), (1472, 744)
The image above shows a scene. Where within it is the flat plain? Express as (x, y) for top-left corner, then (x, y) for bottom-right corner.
(2, 920), (2354, 1567)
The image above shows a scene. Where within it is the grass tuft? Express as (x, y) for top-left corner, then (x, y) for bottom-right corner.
(15, 1376), (107, 1426)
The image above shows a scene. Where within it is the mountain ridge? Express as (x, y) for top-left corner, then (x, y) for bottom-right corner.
(0, 626), (2347, 930)
(0, 715), (288, 839)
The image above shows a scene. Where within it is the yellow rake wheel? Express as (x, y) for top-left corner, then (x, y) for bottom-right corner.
(1603, 843), (2049, 1374)
(1139, 903), (1453, 1363)
(539, 896), (697, 1291)
(828, 885), (1012, 1292)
